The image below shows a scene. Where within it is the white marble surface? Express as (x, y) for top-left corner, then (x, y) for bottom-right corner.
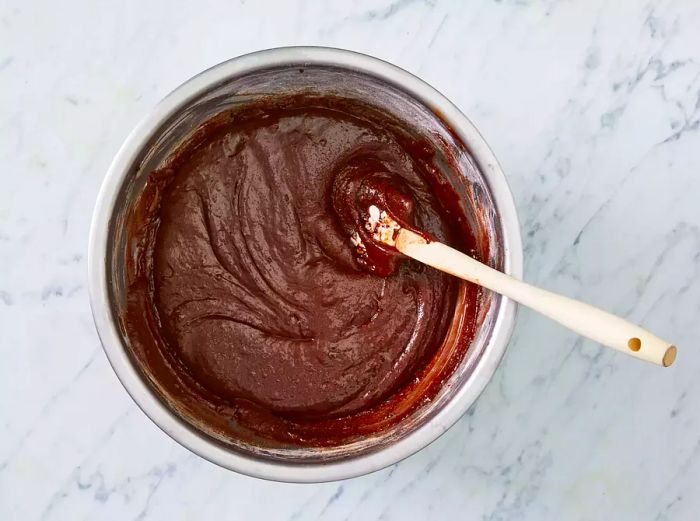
(2, 0), (699, 519)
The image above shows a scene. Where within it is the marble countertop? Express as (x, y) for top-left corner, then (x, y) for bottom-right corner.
(2, 0), (699, 519)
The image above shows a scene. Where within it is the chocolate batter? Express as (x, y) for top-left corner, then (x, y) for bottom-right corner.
(123, 95), (483, 447)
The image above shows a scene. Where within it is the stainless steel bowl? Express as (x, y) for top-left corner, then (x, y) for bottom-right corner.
(88, 47), (523, 482)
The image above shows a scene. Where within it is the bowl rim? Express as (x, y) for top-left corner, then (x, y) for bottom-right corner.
(88, 46), (523, 483)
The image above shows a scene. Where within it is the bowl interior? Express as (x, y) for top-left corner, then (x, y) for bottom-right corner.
(105, 63), (505, 466)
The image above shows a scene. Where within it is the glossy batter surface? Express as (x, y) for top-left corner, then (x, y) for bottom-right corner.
(123, 95), (482, 446)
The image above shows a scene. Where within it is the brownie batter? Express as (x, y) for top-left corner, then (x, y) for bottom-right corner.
(123, 95), (483, 447)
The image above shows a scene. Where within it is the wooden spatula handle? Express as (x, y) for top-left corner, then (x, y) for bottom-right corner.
(396, 229), (676, 367)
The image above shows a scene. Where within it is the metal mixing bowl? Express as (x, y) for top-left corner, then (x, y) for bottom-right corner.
(88, 47), (522, 482)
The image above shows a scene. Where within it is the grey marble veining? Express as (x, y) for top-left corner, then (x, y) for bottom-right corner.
(1, 0), (699, 519)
